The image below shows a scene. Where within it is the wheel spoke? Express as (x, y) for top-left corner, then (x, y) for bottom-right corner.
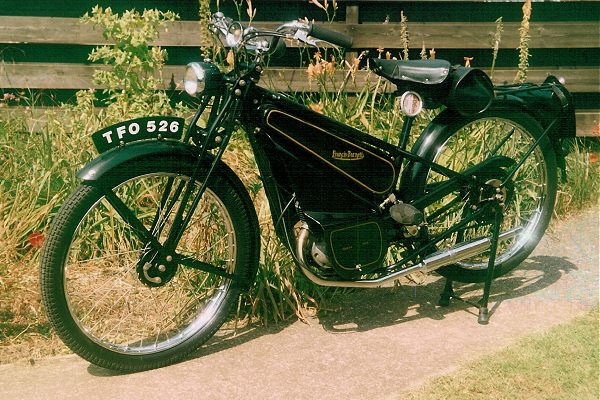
(54, 171), (239, 358)
(424, 114), (552, 271)
(103, 189), (159, 247)
(175, 255), (235, 279)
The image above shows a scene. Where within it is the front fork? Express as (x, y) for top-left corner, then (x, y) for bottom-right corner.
(97, 94), (242, 284)
(163, 97), (240, 253)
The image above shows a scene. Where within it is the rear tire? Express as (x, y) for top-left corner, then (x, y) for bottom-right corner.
(410, 110), (557, 283)
(40, 155), (259, 372)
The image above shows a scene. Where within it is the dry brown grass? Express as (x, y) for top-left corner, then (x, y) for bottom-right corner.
(0, 261), (69, 364)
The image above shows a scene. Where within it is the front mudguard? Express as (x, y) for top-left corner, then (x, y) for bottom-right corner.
(77, 140), (199, 184)
(77, 140), (261, 290)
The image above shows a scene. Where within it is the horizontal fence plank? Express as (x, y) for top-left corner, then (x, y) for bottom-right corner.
(0, 17), (204, 47)
(344, 21), (600, 50)
(1, 105), (597, 137)
(1, 62), (597, 93)
(576, 111), (600, 136)
(1, 16), (598, 50)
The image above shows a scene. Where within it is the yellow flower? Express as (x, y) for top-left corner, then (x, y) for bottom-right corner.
(324, 61), (335, 74)
(306, 63), (315, 79)
(313, 62), (323, 76)
(309, 103), (324, 114)
(226, 50), (235, 65)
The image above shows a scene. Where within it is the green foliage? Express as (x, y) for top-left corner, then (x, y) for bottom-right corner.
(555, 140), (600, 216)
(1, 5), (191, 307)
(81, 6), (179, 120)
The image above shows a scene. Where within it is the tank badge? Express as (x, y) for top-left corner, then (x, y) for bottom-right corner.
(332, 150), (365, 161)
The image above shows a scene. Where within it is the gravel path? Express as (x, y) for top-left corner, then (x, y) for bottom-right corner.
(1, 209), (597, 400)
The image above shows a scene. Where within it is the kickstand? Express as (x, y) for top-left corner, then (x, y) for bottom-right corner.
(438, 278), (455, 307)
(437, 202), (504, 325)
(477, 202), (504, 324)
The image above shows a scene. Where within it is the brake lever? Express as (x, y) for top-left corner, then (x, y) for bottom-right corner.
(276, 20), (318, 47)
(293, 29), (318, 47)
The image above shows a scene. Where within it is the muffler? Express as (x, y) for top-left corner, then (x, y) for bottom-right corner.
(296, 227), (521, 288)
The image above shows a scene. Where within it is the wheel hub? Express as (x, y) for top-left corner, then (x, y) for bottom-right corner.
(467, 169), (515, 224)
(136, 248), (177, 287)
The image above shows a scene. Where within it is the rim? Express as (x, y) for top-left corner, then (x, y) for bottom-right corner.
(63, 173), (236, 355)
(425, 117), (548, 270)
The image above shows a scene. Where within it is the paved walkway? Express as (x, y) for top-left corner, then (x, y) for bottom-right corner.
(1, 209), (598, 400)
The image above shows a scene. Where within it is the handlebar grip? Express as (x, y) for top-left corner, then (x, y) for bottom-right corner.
(308, 23), (353, 49)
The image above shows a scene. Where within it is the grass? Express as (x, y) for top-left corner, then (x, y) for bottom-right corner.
(402, 309), (599, 400)
(1, 96), (598, 364)
(0, 2), (598, 359)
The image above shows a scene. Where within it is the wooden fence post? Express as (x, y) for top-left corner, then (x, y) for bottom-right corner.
(345, 3), (359, 64)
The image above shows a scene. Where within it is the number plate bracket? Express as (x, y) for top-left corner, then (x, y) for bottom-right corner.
(91, 116), (185, 154)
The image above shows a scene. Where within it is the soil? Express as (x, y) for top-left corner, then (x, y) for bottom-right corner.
(0, 208), (598, 400)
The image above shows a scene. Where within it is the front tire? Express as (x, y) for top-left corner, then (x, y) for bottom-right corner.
(409, 110), (557, 283)
(40, 155), (259, 372)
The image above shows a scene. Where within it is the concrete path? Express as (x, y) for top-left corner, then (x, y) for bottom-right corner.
(1, 209), (598, 400)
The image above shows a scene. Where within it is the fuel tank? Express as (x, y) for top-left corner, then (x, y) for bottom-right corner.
(256, 98), (399, 211)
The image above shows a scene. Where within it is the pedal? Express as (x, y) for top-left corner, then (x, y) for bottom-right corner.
(390, 202), (424, 225)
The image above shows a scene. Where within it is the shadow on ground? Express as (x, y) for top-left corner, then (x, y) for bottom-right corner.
(317, 255), (577, 333)
(87, 255), (576, 376)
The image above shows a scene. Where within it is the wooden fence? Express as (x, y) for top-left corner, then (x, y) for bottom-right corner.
(0, 0), (598, 135)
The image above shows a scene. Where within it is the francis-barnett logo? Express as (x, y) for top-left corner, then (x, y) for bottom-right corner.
(332, 149), (365, 161)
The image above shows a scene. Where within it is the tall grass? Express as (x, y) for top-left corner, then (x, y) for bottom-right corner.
(1, 2), (599, 356)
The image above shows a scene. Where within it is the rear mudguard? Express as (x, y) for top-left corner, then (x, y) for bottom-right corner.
(400, 101), (563, 202)
(401, 77), (575, 198)
(77, 140), (261, 290)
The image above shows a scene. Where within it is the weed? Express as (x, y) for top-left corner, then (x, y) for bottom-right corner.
(0, 3), (598, 360)
(515, 0), (532, 83)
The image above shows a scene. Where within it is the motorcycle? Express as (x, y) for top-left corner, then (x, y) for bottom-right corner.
(40, 12), (575, 372)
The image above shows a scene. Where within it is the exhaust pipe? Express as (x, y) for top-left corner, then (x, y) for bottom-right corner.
(296, 227), (521, 288)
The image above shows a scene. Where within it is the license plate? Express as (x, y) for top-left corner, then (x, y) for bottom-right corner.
(91, 116), (185, 153)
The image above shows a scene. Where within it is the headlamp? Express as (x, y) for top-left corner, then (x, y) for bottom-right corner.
(184, 63), (206, 97)
(183, 62), (224, 97)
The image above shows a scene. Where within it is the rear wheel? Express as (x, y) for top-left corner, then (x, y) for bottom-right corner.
(414, 110), (557, 283)
(40, 156), (258, 372)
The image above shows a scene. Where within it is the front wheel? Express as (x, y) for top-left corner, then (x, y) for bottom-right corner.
(40, 155), (259, 372)
(411, 110), (557, 283)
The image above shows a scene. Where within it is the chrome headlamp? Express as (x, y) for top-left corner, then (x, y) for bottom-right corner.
(183, 62), (224, 97)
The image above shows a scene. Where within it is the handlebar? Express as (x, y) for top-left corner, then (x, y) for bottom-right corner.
(308, 22), (353, 49)
(211, 12), (354, 53)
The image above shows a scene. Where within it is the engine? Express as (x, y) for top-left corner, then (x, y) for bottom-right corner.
(297, 215), (391, 278)
(296, 202), (426, 279)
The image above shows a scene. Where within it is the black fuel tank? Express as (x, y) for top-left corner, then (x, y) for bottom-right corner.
(262, 108), (398, 196)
